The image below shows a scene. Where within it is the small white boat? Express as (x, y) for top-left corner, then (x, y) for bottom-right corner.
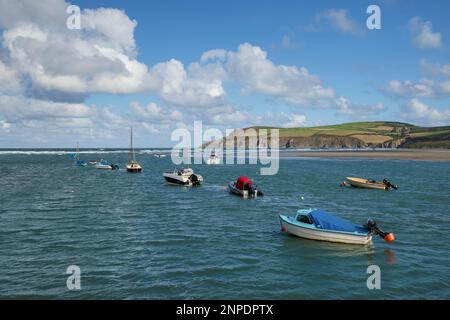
(280, 209), (395, 245)
(153, 153), (167, 158)
(229, 176), (263, 198)
(346, 177), (397, 190)
(95, 159), (119, 170)
(206, 149), (220, 165)
(163, 168), (203, 186)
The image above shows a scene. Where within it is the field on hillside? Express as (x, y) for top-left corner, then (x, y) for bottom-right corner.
(254, 121), (450, 147)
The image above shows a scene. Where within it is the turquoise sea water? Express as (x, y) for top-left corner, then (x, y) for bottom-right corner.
(0, 150), (449, 299)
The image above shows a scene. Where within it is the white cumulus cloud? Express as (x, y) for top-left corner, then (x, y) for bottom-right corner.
(316, 9), (362, 35)
(420, 59), (450, 78)
(283, 114), (307, 127)
(401, 99), (450, 126)
(408, 17), (443, 49)
(336, 96), (386, 119)
(226, 43), (336, 107)
(386, 79), (450, 99)
(148, 59), (227, 109)
(0, 1), (151, 98)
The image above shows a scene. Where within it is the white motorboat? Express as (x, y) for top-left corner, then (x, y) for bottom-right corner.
(206, 149), (220, 165)
(95, 159), (119, 170)
(163, 168), (203, 186)
(153, 153), (167, 158)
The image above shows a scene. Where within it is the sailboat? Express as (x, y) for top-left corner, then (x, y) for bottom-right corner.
(126, 127), (142, 172)
(75, 142), (87, 167)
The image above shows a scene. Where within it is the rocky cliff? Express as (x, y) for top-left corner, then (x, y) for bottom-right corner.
(203, 133), (406, 149)
(280, 135), (408, 149)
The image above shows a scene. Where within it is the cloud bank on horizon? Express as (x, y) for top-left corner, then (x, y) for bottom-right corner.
(0, 0), (449, 147)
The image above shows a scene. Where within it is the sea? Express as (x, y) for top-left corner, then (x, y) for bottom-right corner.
(0, 149), (449, 299)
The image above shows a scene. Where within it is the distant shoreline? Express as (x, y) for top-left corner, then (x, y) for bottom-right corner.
(1, 148), (450, 162)
(280, 149), (450, 161)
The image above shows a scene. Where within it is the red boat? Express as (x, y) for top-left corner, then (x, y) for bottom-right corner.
(229, 176), (264, 198)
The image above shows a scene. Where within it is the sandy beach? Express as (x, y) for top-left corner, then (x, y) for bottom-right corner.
(281, 149), (450, 161)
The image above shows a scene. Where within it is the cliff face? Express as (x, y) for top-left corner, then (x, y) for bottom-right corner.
(281, 134), (367, 149)
(280, 135), (409, 149)
(203, 133), (406, 149)
(382, 138), (406, 148)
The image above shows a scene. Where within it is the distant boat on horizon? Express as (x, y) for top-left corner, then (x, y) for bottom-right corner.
(153, 153), (167, 158)
(126, 127), (142, 173)
(206, 149), (220, 165)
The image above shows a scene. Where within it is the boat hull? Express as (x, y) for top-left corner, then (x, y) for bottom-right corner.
(127, 167), (142, 172)
(164, 176), (190, 186)
(279, 215), (372, 245)
(229, 183), (250, 197)
(346, 177), (388, 190)
(163, 173), (203, 186)
(96, 164), (113, 170)
(206, 158), (220, 165)
(228, 182), (262, 198)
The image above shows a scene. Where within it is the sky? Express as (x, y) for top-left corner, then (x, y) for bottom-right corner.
(0, 0), (449, 147)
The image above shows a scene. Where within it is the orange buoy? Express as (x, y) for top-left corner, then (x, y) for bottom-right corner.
(384, 233), (395, 243)
(340, 181), (347, 187)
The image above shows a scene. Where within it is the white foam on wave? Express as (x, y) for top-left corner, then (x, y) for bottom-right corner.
(0, 147), (396, 156)
(0, 149), (167, 156)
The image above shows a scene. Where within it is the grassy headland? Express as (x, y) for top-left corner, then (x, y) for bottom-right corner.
(203, 121), (450, 150)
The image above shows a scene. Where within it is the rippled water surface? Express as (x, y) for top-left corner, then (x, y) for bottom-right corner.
(1, 151), (449, 299)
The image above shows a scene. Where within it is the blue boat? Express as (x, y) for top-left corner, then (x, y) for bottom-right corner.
(75, 159), (87, 167)
(74, 142), (87, 167)
(280, 209), (394, 245)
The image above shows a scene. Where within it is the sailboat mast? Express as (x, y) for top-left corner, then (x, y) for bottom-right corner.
(130, 127), (135, 162)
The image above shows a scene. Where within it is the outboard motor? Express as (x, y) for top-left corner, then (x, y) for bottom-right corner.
(366, 218), (395, 243)
(189, 174), (199, 185)
(382, 179), (398, 190)
(248, 184), (258, 197)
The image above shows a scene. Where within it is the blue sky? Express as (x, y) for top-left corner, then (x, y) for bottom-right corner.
(0, 0), (449, 147)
